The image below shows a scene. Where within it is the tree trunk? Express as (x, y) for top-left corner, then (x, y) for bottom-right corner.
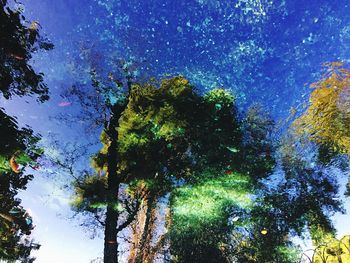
(104, 109), (122, 263)
(129, 193), (172, 263)
(127, 199), (148, 263)
(103, 142), (119, 262)
(141, 205), (157, 262)
(103, 75), (132, 263)
(134, 194), (156, 263)
(104, 197), (119, 263)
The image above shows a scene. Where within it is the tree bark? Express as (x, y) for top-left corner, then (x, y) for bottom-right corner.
(103, 106), (123, 263)
(128, 194), (171, 263)
(104, 196), (119, 263)
(101, 72), (132, 263)
(143, 207), (158, 262)
(134, 194), (156, 263)
(127, 200), (147, 263)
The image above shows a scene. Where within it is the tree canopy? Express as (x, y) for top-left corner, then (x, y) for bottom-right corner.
(68, 74), (341, 263)
(293, 62), (350, 157)
(293, 62), (350, 195)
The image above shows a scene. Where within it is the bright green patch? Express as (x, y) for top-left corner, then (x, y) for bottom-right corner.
(172, 172), (252, 227)
(204, 88), (235, 106)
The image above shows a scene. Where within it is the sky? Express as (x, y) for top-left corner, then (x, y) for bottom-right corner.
(2, 0), (350, 262)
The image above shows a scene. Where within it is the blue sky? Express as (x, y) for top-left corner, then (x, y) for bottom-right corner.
(2, 0), (350, 262)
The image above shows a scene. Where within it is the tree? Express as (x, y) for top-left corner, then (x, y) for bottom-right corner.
(168, 104), (295, 263)
(72, 77), (237, 262)
(170, 104), (343, 263)
(237, 132), (344, 263)
(292, 62), (350, 158)
(123, 85), (243, 263)
(0, 0), (53, 102)
(70, 79), (322, 263)
(168, 89), (247, 263)
(292, 62), (350, 201)
(61, 48), (346, 262)
(0, 109), (41, 262)
(47, 52), (138, 263)
(0, 0), (53, 261)
(68, 70), (269, 262)
(239, 104), (275, 181)
(117, 78), (200, 263)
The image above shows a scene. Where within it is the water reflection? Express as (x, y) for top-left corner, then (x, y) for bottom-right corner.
(1, 0), (350, 262)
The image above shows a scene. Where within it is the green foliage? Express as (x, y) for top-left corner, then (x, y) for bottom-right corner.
(172, 171), (251, 223)
(115, 78), (278, 262)
(71, 175), (109, 213)
(169, 98), (341, 263)
(231, 230), (301, 263)
(89, 76), (244, 186)
(115, 76), (201, 182)
(75, 75), (338, 263)
(170, 170), (252, 263)
(190, 88), (241, 173)
(74, 76), (248, 261)
(204, 88), (235, 108)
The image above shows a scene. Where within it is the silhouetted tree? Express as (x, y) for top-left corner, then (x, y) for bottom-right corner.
(235, 133), (343, 263)
(0, 109), (41, 262)
(0, 0), (53, 102)
(0, 0), (53, 261)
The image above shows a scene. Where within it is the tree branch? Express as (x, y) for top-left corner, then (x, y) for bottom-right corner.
(116, 198), (141, 232)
